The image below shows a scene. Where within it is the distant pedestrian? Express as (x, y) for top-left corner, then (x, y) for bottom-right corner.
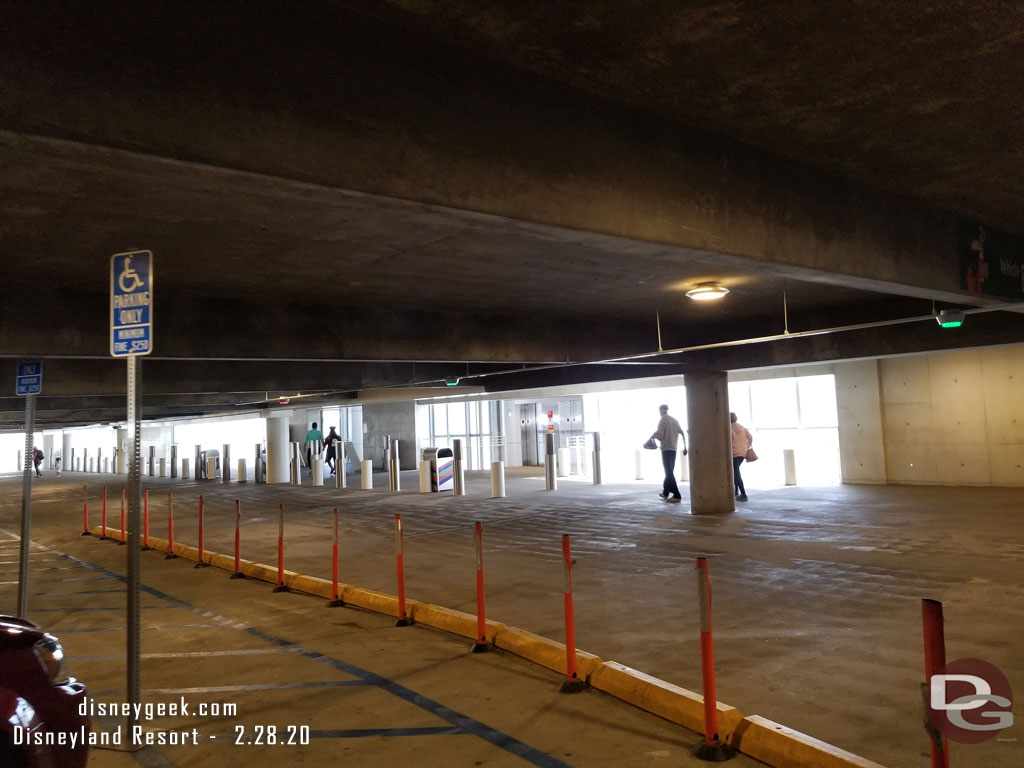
(324, 427), (340, 475)
(730, 412), (753, 502)
(650, 404), (687, 503)
(55, 456), (62, 476)
(32, 446), (44, 477)
(304, 422), (324, 472)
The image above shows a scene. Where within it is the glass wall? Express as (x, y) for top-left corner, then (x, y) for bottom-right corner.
(425, 401), (500, 470)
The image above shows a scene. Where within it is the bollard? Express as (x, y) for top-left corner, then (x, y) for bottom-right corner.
(559, 534), (585, 692)
(394, 514), (412, 626)
(194, 495), (210, 568)
(222, 443), (231, 482)
(418, 460), (431, 493)
(784, 448), (797, 486)
(692, 557), (735, 760)
(922, 599), (950, 768)
(170, 445), (178, 478)
(118, 488), (127, 545)
(557, 447), (570, 477)
(99, 486), (109, 539)
(237, 458), (247, 483)
(290, 443), (299, 485)
(471, 521), (490, 653)
(254, 443), (263, 484)
(81, 485), (90, 535)
(490, 461), (505, 498)
(230, 499), (245, 579)
(360, 460), (373, 489)
(195, 445), (202, 479)
(181, 458), (190, 479)
(148, 445), (155, 477)
(335, 450), (347, 489)
(273, 504), (288, 592)
(312, 457), (324, 486)
(165, 492), (178, 559)
(158, 458), (166, 478)
(328, 508), (344, 607)
(593, 432), (602, 485)
(141, 490), (150, 551)
(453, 439), (466, 496)
(635, 449), (643, 480)
(388, 439), (401, 492)
(545, 434), (557, 491)
(206, 457), (217, 481)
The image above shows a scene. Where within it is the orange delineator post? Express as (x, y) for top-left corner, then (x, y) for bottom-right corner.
(559, 534), (585, 692)
(141, 489), (150, 550)
(230, 499), (245, 579)
(118, 487), (127, 545)
(99, 486), (109, 539)
(471, 521), (489, 652)
(394, 514), (411, 626)
(194, 495), (209, 568)
(165, 492), (178, 559)
(81, 485), (90, 535)
(922, 599), (950, 768)
(696, 557), (721, 744)
(272, 504), (288, 592)
(328, 508), (344, 606)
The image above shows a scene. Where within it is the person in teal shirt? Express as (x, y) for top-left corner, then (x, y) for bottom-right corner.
(304, 422), (324, 471)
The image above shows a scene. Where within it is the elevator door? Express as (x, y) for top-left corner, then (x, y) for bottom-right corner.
(519, 404), (539, 466)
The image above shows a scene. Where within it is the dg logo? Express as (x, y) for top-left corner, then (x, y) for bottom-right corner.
(928, 658), (1014, 744)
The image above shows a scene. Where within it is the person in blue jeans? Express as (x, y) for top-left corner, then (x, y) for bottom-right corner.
(650, 404), (687, 502)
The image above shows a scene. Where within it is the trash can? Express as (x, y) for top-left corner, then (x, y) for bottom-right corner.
(422, 447), (455, 492)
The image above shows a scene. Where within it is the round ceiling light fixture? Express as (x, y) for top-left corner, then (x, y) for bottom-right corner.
(685, 283), (730, 301)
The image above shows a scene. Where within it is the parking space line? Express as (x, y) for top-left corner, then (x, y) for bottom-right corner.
(50, 624), (224, 633)
(77, 649), (297, 660)
(90, 680), (370, 697)
(32, 605), (164, 612)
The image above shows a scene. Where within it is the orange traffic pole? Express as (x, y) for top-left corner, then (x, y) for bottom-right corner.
(230, 499), (245, 579)
(558, 534), (585, 692)
(394, 514), (411, 626)
(194, 495), (209, 568)
(470, 521), (490, 652)
(118, 487), (127, 545)
(272, 504), (288, 592)
(99, 486), (109, 540)
(328, 508), (344, 606)
(165, 492), (178, 559)
(922, 599), (950, 768)
(692, 557), (734, 760)
(81, 485), (90, 535)
(141, 489), (150, 551)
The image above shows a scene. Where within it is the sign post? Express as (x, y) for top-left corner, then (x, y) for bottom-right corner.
(111, 249), (152, 731)
(15, 360), (42, 617)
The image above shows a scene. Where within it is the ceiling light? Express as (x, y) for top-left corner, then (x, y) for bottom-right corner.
(685, 283), (729, 301)
(444, 376), (460, 386)
(935, 308), (965, 328)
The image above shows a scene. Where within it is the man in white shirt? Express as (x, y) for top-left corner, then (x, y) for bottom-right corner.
(650, 404), (687, 503)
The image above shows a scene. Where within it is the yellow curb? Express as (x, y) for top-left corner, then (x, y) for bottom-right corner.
(409, 603), (507, 643)
(492, 625), (602, 679)
(729, 716), (890, 768)
(590, 661), (743, 740)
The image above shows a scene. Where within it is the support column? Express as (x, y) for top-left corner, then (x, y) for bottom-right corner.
(116, 429), (128, 474)
(684, 370), (734, 514)
(265, 416), (290, 484)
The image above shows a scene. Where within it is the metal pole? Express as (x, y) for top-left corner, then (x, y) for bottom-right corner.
(389, 438), (400, 492)
(545, 433), (557, 491)
(17, 394), (35, 616)
(126, 355), (142, 730)
(592, 432), (602, 485)
(453, 439), (466, 496)
(170, 444), (178, 478)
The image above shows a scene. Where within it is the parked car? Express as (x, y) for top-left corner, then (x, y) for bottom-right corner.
(0, 615), (89, 768)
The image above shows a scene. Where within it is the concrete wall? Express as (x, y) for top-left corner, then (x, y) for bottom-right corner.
(879, 345), (1024, 486)
(362, 402), (417, 469)
(834, 360), (887, 483)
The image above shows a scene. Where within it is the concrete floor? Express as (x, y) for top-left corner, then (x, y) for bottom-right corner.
(2, 468), (1021, 767)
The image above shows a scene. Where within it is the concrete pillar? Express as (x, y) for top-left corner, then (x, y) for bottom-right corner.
(254, 443), (264, 483)
(116, 429), (128, 474)
(266, 416), (290, 484)
(62, 433), (72, 473)
(43, 434), (54, 470)
(685, 370), (734, 514)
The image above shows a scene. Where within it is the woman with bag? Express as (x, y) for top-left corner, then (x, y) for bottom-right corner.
(730, 413), (753, 502)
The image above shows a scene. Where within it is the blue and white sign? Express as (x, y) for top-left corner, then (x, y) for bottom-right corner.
(110, 250), (153, 357)
(15, 360), (42, 396)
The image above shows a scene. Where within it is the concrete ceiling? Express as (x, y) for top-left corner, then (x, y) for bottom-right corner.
(1, 1), (1022, 428)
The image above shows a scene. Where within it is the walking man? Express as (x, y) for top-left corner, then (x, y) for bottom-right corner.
(650, 404), (687, 503)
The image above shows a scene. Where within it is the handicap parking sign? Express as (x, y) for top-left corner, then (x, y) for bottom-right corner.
(110, 250), (153, 357)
